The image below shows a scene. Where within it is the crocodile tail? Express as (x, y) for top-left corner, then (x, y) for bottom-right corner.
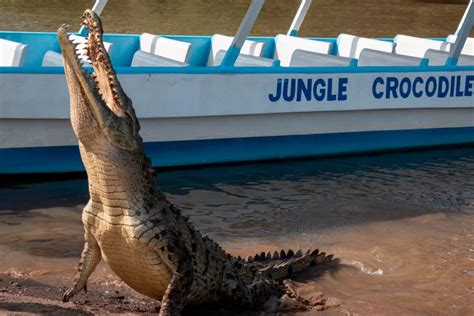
(247, 249), (334, 282)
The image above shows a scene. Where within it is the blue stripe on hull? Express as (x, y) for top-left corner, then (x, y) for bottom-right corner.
(1, 127), (473, 174)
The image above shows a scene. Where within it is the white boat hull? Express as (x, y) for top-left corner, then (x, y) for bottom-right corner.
(1, 46), (473, 174)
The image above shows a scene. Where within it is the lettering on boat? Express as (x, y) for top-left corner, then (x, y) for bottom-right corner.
(268, 78), (349, 102)
(372, 75), (474, 99)
(268, 75), (474, 104)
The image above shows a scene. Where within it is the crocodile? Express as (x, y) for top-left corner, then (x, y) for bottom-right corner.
(58, 9), (336, 315)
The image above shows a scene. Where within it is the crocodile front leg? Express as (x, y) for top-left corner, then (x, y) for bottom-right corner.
(63, 226), (101, 302)
(155, 236), (193, 316)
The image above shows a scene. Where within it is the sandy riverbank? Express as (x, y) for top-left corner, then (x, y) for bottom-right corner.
(0, 263), (343, 315)
(2, 150), (474, 315)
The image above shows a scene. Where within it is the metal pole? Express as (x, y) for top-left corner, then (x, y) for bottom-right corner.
(455, 0), (473, 36)
(287, 0), (312, 37)
(79, 0), (109, 35)
(221, 0), (266, 67)
(447, 0), (473, 65)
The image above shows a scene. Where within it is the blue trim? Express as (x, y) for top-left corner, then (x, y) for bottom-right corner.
(446, 57), (458, 66)
(2, 31), (472, 73)
(1, 64), (473, 75)
(420, 58), (429, 67)
(349, 59), (358, 67)
(221, 44), (241, 67)
(289, 30), (299, 37)
(79, 26), (88, 37)
(1, 127), (473, 174)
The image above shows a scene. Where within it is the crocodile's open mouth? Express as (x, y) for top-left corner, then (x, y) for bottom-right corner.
(58, 9), (140, 151)
(58, 10), (127, 119)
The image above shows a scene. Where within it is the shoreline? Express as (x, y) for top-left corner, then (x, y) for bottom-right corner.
(0, 269), (160, 315)
(0, 268), (343, 315)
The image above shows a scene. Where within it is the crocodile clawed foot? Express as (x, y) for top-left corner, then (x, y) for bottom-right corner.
(62, 289), (74, 303)
(279, 279), (319, 311)
(62, 285), (87, 303)
(283, 279), (299, 297)
(264, 294), (312, 312)
(279, 293), (312, 311)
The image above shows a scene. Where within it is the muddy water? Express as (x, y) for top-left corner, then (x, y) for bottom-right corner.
(1, 0), (473, 38)
(1, 148), (474, 314)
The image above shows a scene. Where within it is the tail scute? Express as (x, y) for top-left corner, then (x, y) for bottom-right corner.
(248, 248), (308, 263)
(245, 248), (335, 282)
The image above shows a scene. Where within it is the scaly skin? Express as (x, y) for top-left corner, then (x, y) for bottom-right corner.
(58, 9), (336, 315)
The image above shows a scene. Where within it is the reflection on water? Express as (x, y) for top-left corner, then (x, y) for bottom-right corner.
(1, 0), (473, 38)
(1, 148), (474, 314)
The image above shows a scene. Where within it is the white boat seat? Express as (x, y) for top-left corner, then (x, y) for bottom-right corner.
(208, 34), (266, 66)
(42, 51), (64, 67)
(446, 35), (474, 56)
(274, 34), (333, 67)
(289, 49), (355, 67)
(131, 50), (188, 67)
(0, 38), (28, 66)
(424, 49), (474, 66)
(358, 49), (426, 66)
(42, 34), (113, 67)
(214, 50), (275, 67)
(394, 35), (451, 58)
(336, 34), (393, 59)
(139, 33), (192, 63)
(42, 50), (93, 67)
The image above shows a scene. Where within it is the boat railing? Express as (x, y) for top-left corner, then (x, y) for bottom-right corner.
(0, 0), (473, 69)
(287, 0), (312, 37)
(447, 0), (473, 65)
(220, 0), (266, 67)
(220, 0), (313, 67)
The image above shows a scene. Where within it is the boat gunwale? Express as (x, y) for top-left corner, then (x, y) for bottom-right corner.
(1, 64), (473, 75)
(1, 31), (473, 75)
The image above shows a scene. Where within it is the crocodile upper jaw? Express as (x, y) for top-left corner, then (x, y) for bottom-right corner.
(57, 9), (140, 153)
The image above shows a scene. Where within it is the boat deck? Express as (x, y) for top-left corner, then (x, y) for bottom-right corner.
(1, 31), (473, 73)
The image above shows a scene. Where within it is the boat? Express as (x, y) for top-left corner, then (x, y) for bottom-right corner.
(0, 0), (473, 175)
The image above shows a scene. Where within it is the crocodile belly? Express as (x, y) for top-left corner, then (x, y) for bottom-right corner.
(97, 228), (173, 300)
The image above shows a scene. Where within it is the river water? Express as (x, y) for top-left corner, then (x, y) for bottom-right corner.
(1, 0), (474, 314)
(1, 0), (473, 37)
(1, 149), (473, 314)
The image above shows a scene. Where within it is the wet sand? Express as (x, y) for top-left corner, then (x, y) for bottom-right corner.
(1, 149), (474, 314)
(0, 208), (472, 314)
